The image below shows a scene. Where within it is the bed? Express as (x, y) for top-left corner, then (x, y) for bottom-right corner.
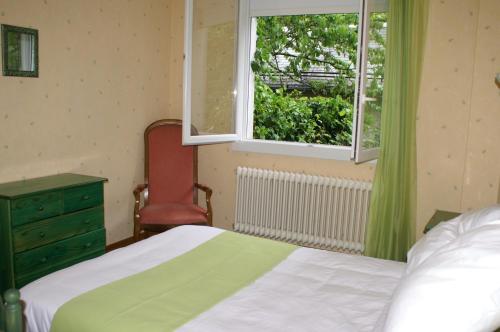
(20, 205), (500, 332)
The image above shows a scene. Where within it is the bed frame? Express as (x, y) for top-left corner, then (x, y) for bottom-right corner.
(0, 289), (22, 332)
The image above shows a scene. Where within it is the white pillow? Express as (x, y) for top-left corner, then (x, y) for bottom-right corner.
(456, 204), (500, 232)
(407, 205), (500, 274)
(406, 217), (460, 273)
(383, 221), (500, 332)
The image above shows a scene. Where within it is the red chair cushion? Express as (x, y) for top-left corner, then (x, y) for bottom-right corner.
(139, 203), (208, 225)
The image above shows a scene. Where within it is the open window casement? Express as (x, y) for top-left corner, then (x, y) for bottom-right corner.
(184, 0), (387, 164)
(183, 0), (241, 145)
(352, 0), (387, 163)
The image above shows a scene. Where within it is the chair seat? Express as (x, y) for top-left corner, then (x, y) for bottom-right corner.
(139, 203), (208, 225)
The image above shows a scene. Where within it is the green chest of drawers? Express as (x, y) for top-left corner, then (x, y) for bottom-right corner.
(0, 173), (107, 293)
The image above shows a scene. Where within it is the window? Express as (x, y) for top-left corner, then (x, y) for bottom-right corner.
(183, 0), (387, 163)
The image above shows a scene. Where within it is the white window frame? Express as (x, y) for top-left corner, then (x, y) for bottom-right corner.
(182, 0), (242, 145)
(183, 0), (385, 162)
(351, 0), (382, 162)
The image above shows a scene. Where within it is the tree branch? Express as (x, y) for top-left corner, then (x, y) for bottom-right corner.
(273, 55), (285, 88)
(271, 52), (352, 73)
(265, 60), (315, 91)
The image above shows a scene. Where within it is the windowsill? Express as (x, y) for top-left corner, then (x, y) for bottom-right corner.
(232, 139), (353, 161)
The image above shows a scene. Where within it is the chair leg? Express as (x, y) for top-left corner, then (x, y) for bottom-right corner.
(133, 187), (145, 242)
(133, 226), (139, 242)
(133, 215), (141, 242)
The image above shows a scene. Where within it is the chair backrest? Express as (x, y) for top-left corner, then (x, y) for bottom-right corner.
(145, 119), (197, 205)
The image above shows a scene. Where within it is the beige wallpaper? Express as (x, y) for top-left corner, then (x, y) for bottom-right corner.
(417, 0), (500, 234)
(167, 0), (500, 237)
(0, 0), (170, 243)
(1, 0), (497, 244)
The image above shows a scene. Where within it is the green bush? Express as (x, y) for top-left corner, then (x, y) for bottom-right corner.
(253, 79), (352, 146)
(251, 13), (387, 149)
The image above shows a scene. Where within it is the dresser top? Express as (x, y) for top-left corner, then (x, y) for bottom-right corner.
(0, 173), (107, 199)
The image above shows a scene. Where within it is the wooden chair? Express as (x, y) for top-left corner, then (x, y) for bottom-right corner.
(133, 119), (213, 242)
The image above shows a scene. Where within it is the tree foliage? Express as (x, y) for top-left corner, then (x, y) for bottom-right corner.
(251, 13), (387, 147)
(253, 78), (353, 145)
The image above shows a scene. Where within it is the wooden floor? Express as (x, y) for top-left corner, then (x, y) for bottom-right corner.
(105, 236), (135, 252)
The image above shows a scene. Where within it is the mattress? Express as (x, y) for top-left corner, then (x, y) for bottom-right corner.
(21, 226), (405, 332)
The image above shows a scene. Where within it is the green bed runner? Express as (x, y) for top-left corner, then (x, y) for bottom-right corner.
(50, 231), (297, 332)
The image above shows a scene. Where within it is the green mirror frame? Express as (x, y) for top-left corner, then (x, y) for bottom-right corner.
(1, 24), (39, 77)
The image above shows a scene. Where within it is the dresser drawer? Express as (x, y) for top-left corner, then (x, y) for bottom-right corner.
(11, 192), (63, 227)
(14, 228), (105, 277)
(64, 183), (103, 213)
(12, 207), (104, 253)
(15, 251), (103, 288)
(0, 173), (108, 294)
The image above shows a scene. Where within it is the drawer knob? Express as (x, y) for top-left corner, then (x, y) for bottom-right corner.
(38, 206), (45, 211)
(83, 220), (91, 225)
(82, 195), (90, 200)
(85, 242), (92, 249)
(39, 232), (46, 238)
(40, 257), (48, 263)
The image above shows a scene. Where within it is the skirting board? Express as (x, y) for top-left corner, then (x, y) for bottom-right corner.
(106, 236), (135, 252)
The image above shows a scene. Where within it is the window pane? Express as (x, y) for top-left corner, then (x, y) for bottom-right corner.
(7, 32), (21, 70)
(190, 0), (238, 136)
(251, 11), (359, 146)
(361, 11), (387, 149)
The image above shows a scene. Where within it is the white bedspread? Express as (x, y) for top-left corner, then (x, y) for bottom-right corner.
(21, 226), (405, 332)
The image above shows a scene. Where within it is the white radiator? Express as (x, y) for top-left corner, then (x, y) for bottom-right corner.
(235, 167), (372, 254)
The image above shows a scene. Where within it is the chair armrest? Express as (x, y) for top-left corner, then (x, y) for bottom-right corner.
(195, 183), (213, 226)
(133, 183), (148, 197)
(195, 183), (212, 195)
(133, 184), (148, 215)
(133, 184), (148, 241)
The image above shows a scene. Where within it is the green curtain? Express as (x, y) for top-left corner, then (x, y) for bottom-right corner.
(365, 0), (429, 261)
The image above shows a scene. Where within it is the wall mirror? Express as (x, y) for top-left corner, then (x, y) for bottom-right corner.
(1, 24), (38, 77)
